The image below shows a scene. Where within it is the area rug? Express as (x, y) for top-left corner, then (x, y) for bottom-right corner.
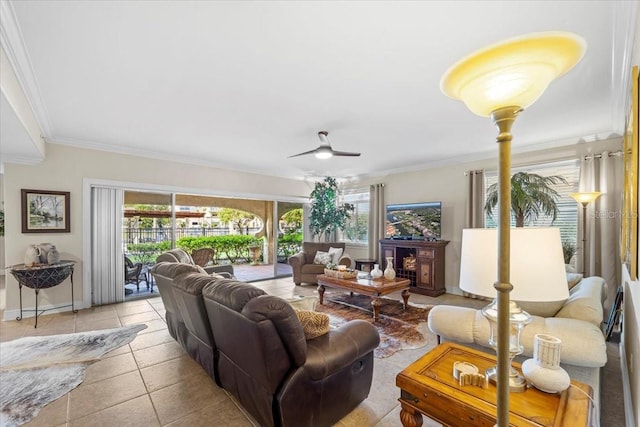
(316, 294), (433, 358)
(0, 324), (147, 427)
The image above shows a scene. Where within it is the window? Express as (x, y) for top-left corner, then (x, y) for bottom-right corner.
(338, 190), (370, 244)
(484, 159), (580, 247)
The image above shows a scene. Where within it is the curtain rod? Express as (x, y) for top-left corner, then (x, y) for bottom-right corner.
(583, 150), (624, 160)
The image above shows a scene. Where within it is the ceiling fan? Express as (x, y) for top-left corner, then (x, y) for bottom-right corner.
(288, 131), (361, 159)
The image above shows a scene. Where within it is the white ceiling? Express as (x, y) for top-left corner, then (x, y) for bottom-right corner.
(1, 1), (637, 180)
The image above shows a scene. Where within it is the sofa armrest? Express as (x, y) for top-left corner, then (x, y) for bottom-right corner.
(304, 319), (380, 379)
(204, 264), (234, 277)
(428, 305), (607, 368)
(289, 252), (305, 268)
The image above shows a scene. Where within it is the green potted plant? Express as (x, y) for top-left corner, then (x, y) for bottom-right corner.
(485, 172), (567, 227)
(309, 177), (354, 241)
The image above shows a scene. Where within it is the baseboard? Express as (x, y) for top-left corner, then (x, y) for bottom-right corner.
(620, 336), (637, 427)
(3, 300), (86, 322)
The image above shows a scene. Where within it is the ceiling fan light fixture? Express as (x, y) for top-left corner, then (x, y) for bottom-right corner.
(315, 147), (333, 159)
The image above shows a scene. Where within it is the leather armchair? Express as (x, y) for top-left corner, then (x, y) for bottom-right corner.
(202, 279), (380, 427)
(288, 242), (353, 286)
(156, 248), (234, 278)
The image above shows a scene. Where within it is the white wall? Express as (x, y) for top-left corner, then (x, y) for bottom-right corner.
(3, 143), (312, 319)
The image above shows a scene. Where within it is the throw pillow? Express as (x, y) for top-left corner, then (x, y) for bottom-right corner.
(313, 250), (332, 265)
(295, 310), (330, 340)
(328, 246), (344, 264)
(567, 272), (583, 290)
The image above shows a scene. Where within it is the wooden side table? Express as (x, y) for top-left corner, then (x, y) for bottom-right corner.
(396, 342), (593, 427)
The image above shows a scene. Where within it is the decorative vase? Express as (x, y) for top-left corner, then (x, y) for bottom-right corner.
(24, 245), (42, 267)
(38, 243), (54, 263)
(384, 257), (396, 280)
(47, 245), (60, 264)
(370, 264), (383, 279)
(522, 334), (570, 393)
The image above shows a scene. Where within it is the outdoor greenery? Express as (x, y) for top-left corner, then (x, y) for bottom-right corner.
(562, 240), (577, 265)
(485, 172), (567, 227)
(177, 235), (263, 263)
(277, 232), (303, 261)
(281, 208), (303, 232)
(126, 241), (171, 264)
(343, 212), (369, 241)
(218, 208), (258, 234)
(0, 209), (4, 236)
(309, 177), (354, 241)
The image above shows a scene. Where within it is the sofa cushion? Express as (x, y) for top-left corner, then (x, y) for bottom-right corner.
(516, 300), (565, 318)
(295, 310), (330, 340)
(328, 246), (344, 264)
(313, 250), (332, 265)
(555, 276), (605, 326)
(301, 264), (326, 275)
(566, 272), (583, 290)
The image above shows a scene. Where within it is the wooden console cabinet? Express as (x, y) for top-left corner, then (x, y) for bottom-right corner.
(380, 239), (449, 296)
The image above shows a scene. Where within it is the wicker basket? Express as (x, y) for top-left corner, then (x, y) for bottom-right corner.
(323, 268), (358, 279)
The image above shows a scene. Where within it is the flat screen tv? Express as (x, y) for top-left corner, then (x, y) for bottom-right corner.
(385, 202), (441, 240)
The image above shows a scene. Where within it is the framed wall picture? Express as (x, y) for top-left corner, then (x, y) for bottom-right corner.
(21, 189), (71, 233)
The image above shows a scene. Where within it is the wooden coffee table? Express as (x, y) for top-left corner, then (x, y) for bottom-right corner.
(396, 342), (593, 427)
(316, 274), (411, 321)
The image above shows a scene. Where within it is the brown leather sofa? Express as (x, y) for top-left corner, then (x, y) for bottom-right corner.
(150, 258), (380, 427)
(288, 242), (353, 285)
(156, 248), (234, 277)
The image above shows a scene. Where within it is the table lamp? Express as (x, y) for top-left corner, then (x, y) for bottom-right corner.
(569, 192), (602, 276)
(441, 32), (585, 425)
(459, 227), (569, 391)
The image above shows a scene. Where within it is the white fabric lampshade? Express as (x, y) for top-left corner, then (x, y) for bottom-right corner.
(459, 227), (569, 302)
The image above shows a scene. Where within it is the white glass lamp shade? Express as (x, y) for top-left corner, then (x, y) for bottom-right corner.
(459, 227), (569, 302)
(314, 147), (333, 159)
(569, 192), (602, 205)
(440, 32), (586, 117)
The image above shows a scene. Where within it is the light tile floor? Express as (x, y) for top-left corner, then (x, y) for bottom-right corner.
(0, 276), (487, 427)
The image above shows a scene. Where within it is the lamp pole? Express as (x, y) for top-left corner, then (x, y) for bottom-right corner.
(570, 192), (602, 277)
(493, 106), (520, 426)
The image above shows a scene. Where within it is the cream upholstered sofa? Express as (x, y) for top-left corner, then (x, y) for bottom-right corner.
(428, 276), (607, 425)
(288, 242), (353, 285)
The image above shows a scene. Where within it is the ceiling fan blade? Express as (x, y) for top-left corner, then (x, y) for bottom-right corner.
(332, 150), (361, 157)
(288, 148), (320, 158)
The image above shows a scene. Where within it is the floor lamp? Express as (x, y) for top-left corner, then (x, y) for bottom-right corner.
(570, 192), (602, 276)
(440, 32), (586, 426)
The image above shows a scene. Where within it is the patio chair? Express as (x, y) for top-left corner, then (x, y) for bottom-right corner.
(124, 255), (146, 292)
(191, 248), (214, 267)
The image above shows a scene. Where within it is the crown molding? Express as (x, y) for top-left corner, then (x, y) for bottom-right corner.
(1, 153), (43, 165)
(0, 0), (52, 135)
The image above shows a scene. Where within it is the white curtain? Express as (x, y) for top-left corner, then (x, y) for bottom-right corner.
(91, 187), (124, 305)
(368, 184), (385, 262)
(465, 170), (485, 228)
(578, 151), (623, 316)
(463, 170), (487, 299)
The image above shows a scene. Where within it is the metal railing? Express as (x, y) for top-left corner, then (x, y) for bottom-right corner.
(123, 227), (262, 244)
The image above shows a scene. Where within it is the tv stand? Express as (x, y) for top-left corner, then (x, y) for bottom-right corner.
(380, 239), (449, 296)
